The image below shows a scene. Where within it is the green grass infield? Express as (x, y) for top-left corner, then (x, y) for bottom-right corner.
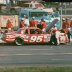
(0, 66), (72, 72)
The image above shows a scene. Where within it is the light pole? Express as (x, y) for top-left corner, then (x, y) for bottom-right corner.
(6, 0), (10, 9)
(59, 7), (62, 29)
(6, 0), (9, 7)
(65, 3), (67, 15)
(6, 0), (11, 12)
(6, 0), (8, 7)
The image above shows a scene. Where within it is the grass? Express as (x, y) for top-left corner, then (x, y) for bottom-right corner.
(0, 67), (72, 72)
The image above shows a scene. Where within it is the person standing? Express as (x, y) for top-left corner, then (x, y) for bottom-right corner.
(65, 18), (71, 28)
(51, 25), (60, 45)
(62, 18), (66, 29)
(65, 18), (71, 42)
(40, 18), (47, 32)
(30, 17), (37, 27)
(24, 16), (29, 27)
(62, 18), (71, 43)
(70, 19), (72, 38)
(6, 20), (13, 31)
(20, 19), (25, 28)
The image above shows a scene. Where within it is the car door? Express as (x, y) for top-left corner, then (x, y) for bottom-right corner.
(28, 29), (51, 43)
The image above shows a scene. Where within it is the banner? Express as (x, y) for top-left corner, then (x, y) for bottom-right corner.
(0, 15), (18, 28)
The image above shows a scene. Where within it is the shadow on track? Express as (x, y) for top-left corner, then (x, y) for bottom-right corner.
(0, 42), (67, 46)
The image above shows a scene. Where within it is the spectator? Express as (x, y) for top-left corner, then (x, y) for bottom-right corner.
(30, 17), (37, 27)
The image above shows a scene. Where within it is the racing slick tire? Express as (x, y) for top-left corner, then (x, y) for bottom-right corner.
(15, 37), (24, 46)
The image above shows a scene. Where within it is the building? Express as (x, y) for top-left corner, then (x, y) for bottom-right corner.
(17, 0), (42, 2)
(0, 0), (6, 4)
(0, 0), (16, 5)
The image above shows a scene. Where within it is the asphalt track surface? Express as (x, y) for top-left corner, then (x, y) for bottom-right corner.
(0, 43), (72, 67)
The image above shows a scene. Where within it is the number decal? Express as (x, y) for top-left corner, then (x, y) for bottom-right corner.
(30, 36), (37, 42)
(36, 36), (43, 42)
(6, 35), (15, 38)
(30, 36), (43, 42)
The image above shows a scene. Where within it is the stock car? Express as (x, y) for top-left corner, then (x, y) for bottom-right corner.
(2, 27), (68, 45)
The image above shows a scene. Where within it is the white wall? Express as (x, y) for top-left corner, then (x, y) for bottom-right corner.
(0, 0), (7, 4)
(0, 0), (10, 4)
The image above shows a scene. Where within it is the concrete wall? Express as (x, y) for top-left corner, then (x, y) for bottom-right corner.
(0, 0), (6, 4)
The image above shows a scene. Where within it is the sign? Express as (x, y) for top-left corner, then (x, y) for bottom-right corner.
(0, 15), (18, 28)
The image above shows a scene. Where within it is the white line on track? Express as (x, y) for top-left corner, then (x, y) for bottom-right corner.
(51, 59), (65, 61)
(0, 53), (72, 56)
(16, 53), (72, 56)
(16, 49), (53, 51)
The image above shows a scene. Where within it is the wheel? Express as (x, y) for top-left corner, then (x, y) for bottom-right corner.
(15, 37), (24, 46)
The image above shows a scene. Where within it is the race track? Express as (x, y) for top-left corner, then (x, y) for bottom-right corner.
(0, 43), (72, 66)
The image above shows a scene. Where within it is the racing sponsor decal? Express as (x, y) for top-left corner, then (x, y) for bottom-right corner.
(59, 35), (66, 43)
(44, 35), (51, 42)
(30, 36), (43, 42)
(24, 35), (29, 42)
(0, 15), (18, 27)
(6, 35), (15, 38)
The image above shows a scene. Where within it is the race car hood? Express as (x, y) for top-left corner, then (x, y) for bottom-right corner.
(46, 19), (59, 32)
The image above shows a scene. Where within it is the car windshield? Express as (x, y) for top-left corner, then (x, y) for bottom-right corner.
(29, 12), (48, 17)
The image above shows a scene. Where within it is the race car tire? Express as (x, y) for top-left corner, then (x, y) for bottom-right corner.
(15, 37), (24, 46)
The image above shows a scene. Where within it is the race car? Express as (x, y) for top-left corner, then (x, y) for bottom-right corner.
(2, 27), (68, 45)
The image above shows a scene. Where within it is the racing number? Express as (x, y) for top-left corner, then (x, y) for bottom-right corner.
(30, 36), (43, 42)
(30, 36), (37, 42)
(36, 36), (43, 42)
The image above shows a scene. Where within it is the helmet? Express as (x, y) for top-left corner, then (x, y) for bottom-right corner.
(32, 17), (35, 19)
(21, 18), (24, 20)
(41, 18), (44, 21)
(55, 24), (56, 26)
(62, 18), (65, 21)
(24, 15), (26, 17)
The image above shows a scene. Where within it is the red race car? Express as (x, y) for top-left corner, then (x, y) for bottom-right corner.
(2, 27), (68, 45)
